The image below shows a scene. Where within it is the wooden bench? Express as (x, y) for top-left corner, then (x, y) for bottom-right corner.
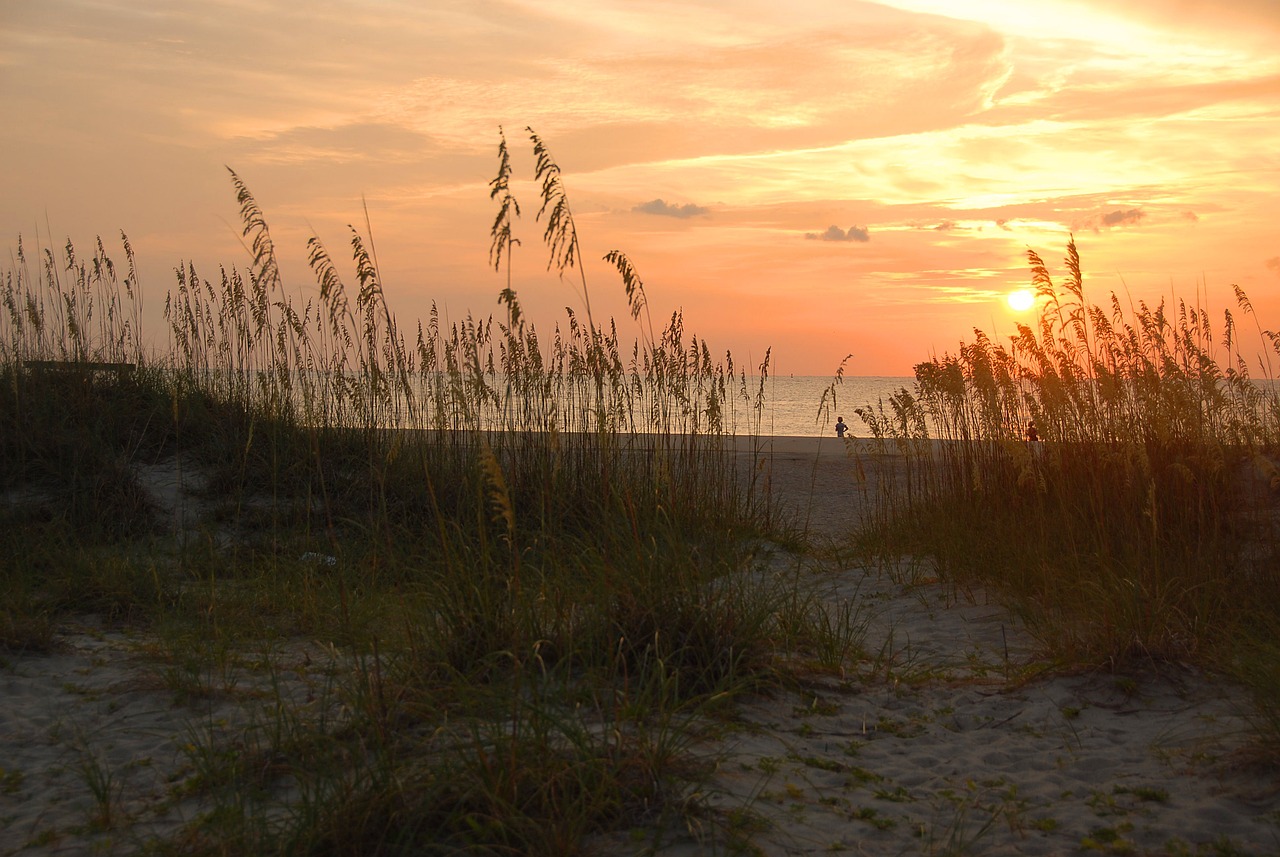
(23, 359), (137, 378)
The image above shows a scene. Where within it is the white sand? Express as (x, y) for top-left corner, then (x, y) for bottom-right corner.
(3, 438), (1278, 855)
(605, 565), (1279, 855)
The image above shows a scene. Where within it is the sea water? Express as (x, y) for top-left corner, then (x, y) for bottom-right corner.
(300, 370), (916, 438)
(757, 375), (914, 438)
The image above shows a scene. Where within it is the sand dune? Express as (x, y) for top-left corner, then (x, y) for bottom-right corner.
(3, 440), (1278, 855)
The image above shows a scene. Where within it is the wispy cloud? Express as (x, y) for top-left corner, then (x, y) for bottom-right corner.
(633, 199), (710, 218)
(233, 122), (436, 166)
(806, 225), (870, 242)
(1072, 207), (1146, 232)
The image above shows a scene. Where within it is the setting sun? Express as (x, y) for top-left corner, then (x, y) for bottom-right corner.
(1007, 289), (1036, 312)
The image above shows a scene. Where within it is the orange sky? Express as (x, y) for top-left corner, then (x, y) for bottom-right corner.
(3, 0), (1279, 376)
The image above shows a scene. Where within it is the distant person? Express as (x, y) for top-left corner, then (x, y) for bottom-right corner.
(835, 416), (849, 438)
(1025, 420), (1039, 443)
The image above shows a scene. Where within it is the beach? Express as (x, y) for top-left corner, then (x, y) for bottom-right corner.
(3, 438), (1279, 855)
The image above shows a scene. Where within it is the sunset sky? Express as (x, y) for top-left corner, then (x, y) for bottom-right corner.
(3, 0), (1279, 376)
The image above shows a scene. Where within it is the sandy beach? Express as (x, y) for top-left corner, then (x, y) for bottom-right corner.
(3, 437), (1278, 855)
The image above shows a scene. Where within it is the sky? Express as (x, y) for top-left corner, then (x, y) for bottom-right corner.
(3, 0), (1279, 377)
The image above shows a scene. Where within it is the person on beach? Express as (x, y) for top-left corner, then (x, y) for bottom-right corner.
(835, 416), (849, 438)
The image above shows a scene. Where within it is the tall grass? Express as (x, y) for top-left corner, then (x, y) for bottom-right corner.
(0, 230), (169, 541)
(0, 130), (826, 853)
(855, 239), (1280, 684)
(151, 136), (769, 544)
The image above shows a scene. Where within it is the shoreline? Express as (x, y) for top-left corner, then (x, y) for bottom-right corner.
(391, 427), (913, 460)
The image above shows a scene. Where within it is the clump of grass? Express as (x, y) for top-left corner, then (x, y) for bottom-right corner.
(1230, 632), (1280, 767)
(855, 238), (1280, 680)
(0, 598), (53, 655)
(0, 233), (168, 538)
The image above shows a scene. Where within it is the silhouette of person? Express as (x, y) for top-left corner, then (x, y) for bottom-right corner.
(1025, 420), (1039, 443)
(835, 416), (849, 438)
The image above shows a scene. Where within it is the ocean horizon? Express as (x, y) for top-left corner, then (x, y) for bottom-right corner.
(757, 375), (914, 438)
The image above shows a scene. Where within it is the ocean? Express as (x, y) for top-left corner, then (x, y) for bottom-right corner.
(284, 370), (913, 438)
(756, 375), (914, 438)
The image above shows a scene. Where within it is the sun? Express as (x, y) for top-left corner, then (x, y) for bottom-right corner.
(1006, 289), (1035, 312)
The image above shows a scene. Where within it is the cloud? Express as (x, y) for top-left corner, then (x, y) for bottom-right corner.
(1100, 208), (1145, 227)
(1181, 210), (1200, 222)
(807, 225), (871, 242)
(1071, 207), (1146, 232)
(1266, 256), (1280, 275)
(633, 199), (709, 218)
(933, 220), (958, 231)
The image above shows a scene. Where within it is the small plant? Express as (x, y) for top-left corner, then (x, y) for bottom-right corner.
(1081, 822), (1137, 854)
(1114, 784), (1170, 804)
(852, 805), (896, 830)
(917, 803), (1003, 855)
(793, 695), (841, 718)
(843, 764), (883, 786)
(0, 765), (25, 795)
(1086, 788), (1123, 816)
(75, 745), (119, 831)
(791, 754), (845, 773)
(873, 784), (915, 803)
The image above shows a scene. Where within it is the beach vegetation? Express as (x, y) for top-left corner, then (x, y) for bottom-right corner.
(853, 239), (1280, 759)
(917, 803), (1003, 855)
(73, 740), (121, 832)
(0, 129), (822, 854)
(0, 765), (23, 794)
(853, 805), (896, 830)
(1080, 822), (1137, 854)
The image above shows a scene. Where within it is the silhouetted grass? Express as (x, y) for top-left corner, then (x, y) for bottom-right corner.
(0, 130), (839, 853)
(854, 239), (1280, 759)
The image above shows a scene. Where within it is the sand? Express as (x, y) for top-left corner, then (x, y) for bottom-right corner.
(3, 437), (1278, 855)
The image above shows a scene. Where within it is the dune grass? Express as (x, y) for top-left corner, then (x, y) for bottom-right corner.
(852, 238), (1280, 758)
(0, 130), (870, 854)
